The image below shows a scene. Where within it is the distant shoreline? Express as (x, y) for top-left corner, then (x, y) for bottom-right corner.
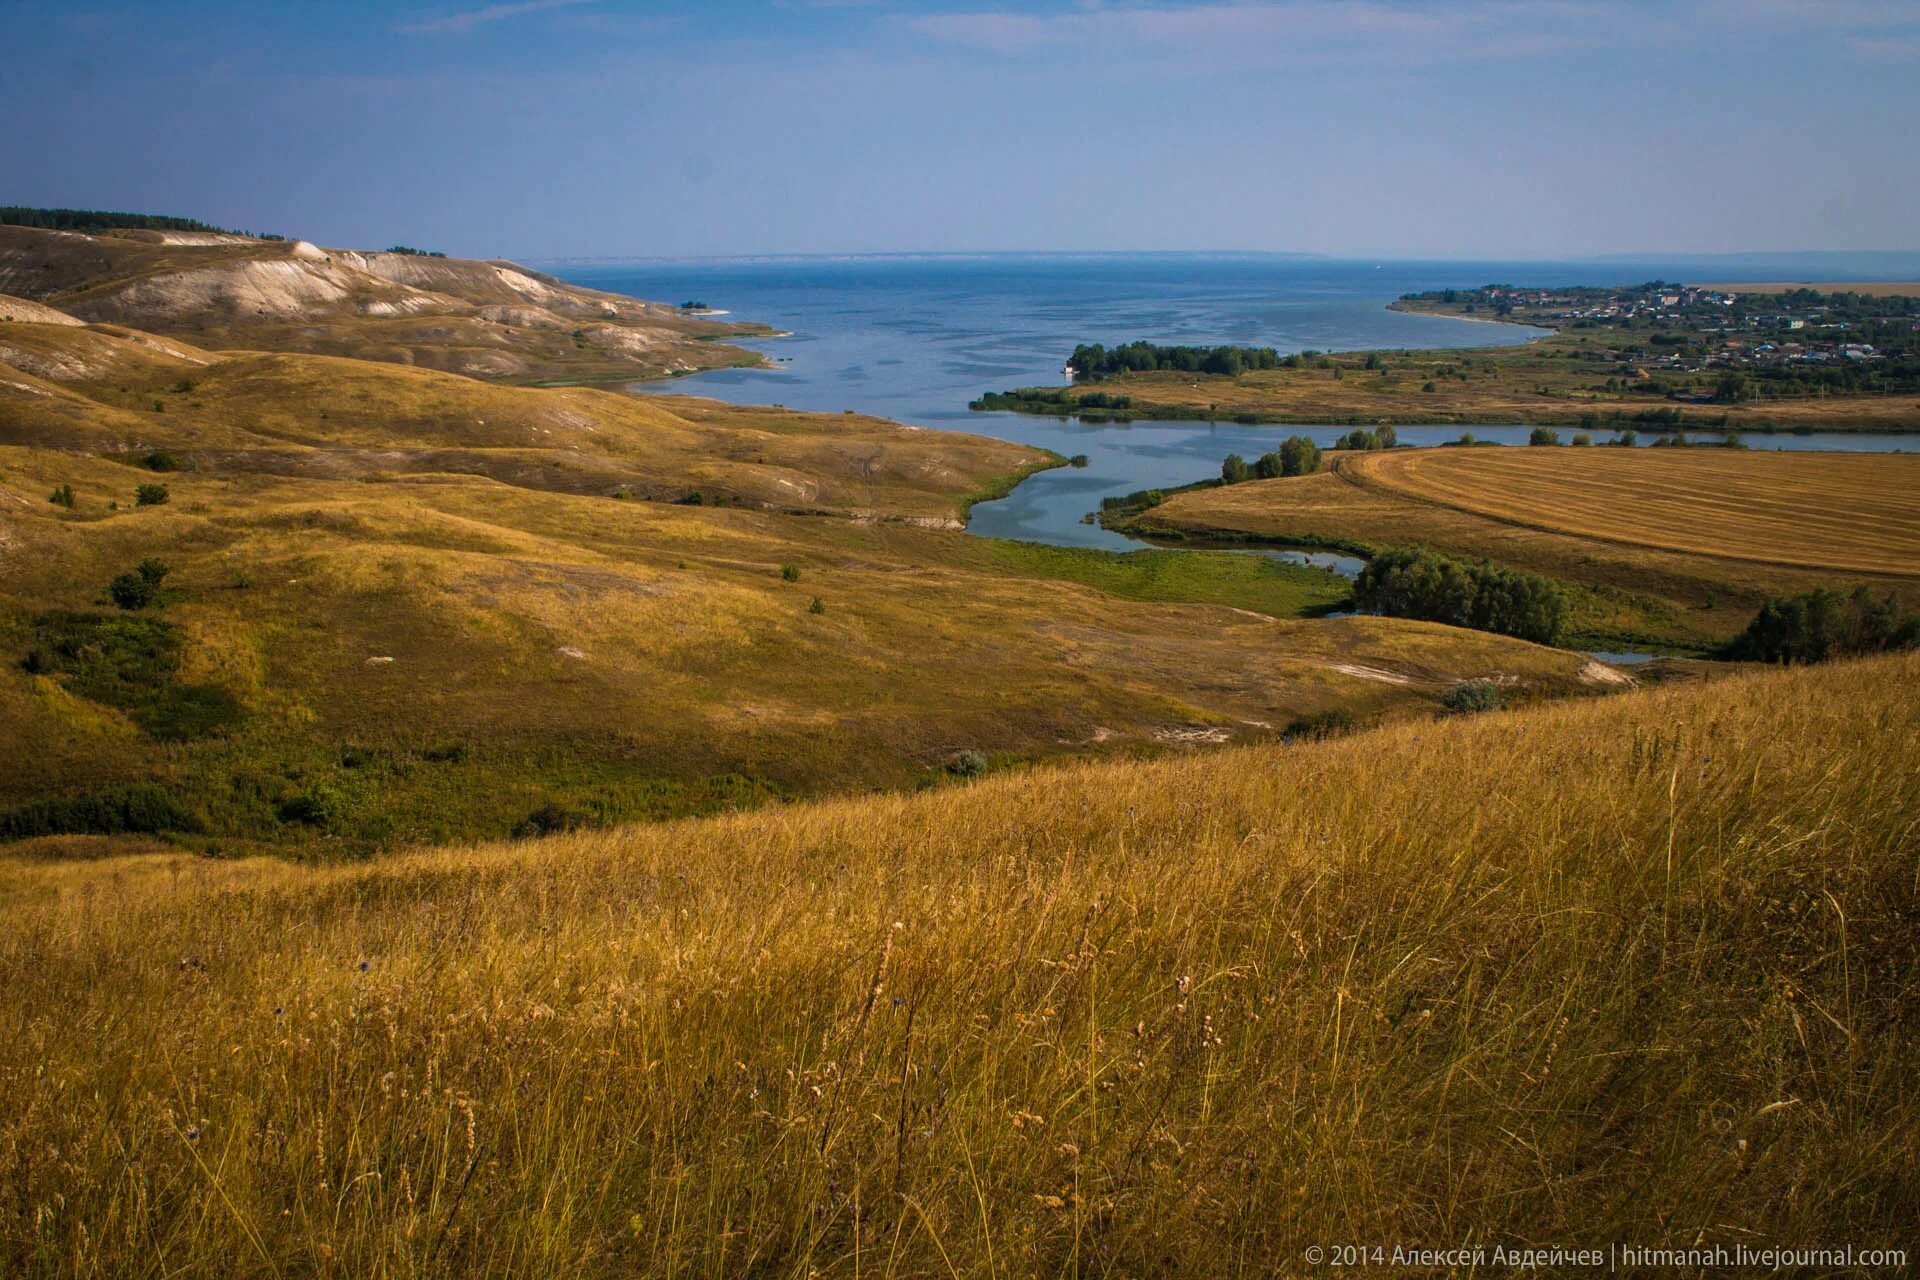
(1692, 281), (1920, 297)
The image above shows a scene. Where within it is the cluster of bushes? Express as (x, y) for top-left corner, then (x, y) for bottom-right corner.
(1283, 709), (1354, 741)
(21, 606), (243, 741)
(1726, 587), (1919, 664)
(1220, 436), (1323, 484)
(1099, 487), (1167, 515)
(970, 389), (1144, 421)
(1649, 432), (1748, 450)
(514, 802), (588, 839)
(1067, 341), (1286, 380)
(1354, 547), (1569, 644)
(946, 749), (989, 778)
(107, 558), (171, 610)
(1441, 679), (1506, 713)
(386, 245), (447, 258)
(1333, 426), (1397, 451)
(0, 782), (204, 841)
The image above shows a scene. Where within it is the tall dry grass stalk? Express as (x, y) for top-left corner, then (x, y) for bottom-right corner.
(2, 653), (1915, 1276)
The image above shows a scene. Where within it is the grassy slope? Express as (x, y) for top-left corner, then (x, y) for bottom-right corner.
(1128, 450), (1920, 652)
(3, 322), (1600, 851)
(986, 325), (1920, 430)
(1, 653), (1912, 1275)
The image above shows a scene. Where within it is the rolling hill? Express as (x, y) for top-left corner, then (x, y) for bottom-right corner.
(2, 299), (1604, 854)
(0, 224), (774, 382)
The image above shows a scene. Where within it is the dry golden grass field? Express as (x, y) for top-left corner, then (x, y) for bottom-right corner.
(1133, 448), (1920, 652)
(1, 652), (1913, 1276)
(1347, 447), (1920, 577)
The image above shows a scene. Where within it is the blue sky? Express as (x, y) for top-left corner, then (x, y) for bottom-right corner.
(4, 0), (1918, 259)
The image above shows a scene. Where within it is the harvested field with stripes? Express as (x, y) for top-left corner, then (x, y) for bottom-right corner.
(1347, 447), (1920, 577)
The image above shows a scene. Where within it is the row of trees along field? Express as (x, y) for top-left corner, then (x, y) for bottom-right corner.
(1220, 435), (1322, 482)
(0, 206), (281, 238)
(1069, 341), (1290, 380)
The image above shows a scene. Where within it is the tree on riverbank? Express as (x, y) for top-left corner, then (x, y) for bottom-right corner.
(1354, 547), (1568, 645)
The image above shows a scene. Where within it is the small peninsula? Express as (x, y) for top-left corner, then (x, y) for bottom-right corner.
(973, 281), (1920, 432)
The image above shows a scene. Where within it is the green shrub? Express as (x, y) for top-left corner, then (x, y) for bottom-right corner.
(25, 610), (243, 740)
(808, 596), (826, 615)
(1220, 454), (1251, 484)
(946, 749), (988, 778)
(1529, 428), (1561, 446)
(107, 558), (169, 610)
(278, 785), (346, 829)
(780, 563), (801, 582)
(139, 685), (245, 742)
(135, 483), (170, 507)
(1283, 709), (1355, 741)
(0, 783), (204, 841)
(48, 484), (75, 508)
(143, 450), (182, 472)
(514, 802), (586, 839)
(1441, 680), (1506, 713)
(31, 612), (179, 700)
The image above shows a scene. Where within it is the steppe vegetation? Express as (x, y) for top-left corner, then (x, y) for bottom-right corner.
(1, 653), (1913, 1275)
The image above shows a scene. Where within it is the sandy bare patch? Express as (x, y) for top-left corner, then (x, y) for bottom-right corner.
(1329, 662), (1416, 686)
(0, 294), (84, 326)
(1155, 724), (1234, 744)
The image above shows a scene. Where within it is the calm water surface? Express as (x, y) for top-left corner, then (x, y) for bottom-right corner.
(551, 255), (1920, 553)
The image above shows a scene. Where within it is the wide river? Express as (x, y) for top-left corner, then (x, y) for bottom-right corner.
(551, 254), (1920, 553)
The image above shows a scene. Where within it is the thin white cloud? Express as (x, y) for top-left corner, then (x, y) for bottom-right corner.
(901, 1), (1621, 62)
(902, 0), (1920, 64)
(1848, 32), (1920, 57)
(399, 0), (596, 36)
